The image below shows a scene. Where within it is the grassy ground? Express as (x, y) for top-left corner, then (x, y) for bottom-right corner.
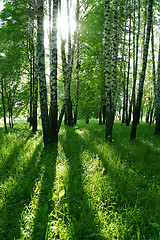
(0, 120), (160, 240)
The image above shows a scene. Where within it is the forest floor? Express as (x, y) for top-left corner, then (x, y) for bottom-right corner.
(0, 120), (160, 240)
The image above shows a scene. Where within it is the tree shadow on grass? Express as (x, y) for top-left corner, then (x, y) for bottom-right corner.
(31, 143), (58, 240)
(60, 127), (101, 240)
(83, 122), (160, 239)
(0, 127), (6, 145)
(0, 141), (43, 240)
(0, 129), (36, 184)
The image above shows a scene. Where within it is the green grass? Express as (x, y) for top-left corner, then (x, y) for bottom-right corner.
(0, 120), (160, 239)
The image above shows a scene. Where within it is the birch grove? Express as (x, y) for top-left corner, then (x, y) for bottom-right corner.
(0, 0), (160, 144)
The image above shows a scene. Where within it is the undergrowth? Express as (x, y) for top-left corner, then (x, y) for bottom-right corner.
(0, 120), (160, 239)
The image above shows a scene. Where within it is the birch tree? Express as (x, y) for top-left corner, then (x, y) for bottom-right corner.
(149, 24), (156, 124)
(66, 0), (73, 126)
(32, 45), (38, 132)
(111, 0), (118, 108)
(154, 36), (160, 135)
(126, 0), (141, 126)
(0, 77), (7, 132)
(50, 0), (58, 141)
(37, 0), (51, 145)
(125, 7), (131, 123)
(105, 0), (112, 142)
(74, 0), (80, 125)
(113, 0), (128, 120)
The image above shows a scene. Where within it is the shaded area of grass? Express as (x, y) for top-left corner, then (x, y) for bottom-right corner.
(60, 127), (101, 239)
(0, 121), (160, 239)
(0, 126), (43, 239)
(31, 143), (58, 240)
(0, 127), (35, 183)
(77, 120), (160, 239)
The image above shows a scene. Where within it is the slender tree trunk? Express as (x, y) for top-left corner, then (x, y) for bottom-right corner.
(146, 95), (152, 123)
(130, 0), (153, 139)
(126, 0), (140, 126)
(60, 39), (68, 124)
(9, 108), (11, 128)
(149, 24), (156, 126)
(74, 65), (79, 124)
(7, 92), (12, 128)
(67, 28), (77, 126)
(50, 0), (58, 142)
(58, 70), (73, 131)
(155, 36), (160, 135)
(61, 39), (75, 127)
(74, 0), (80, 124)
(60, 0), (73, 127)
(49, 0), (51, 70)
(59, 0), (75, 127)
(122, 72), (126, 124)
(141, 0), (148, 61)
(85, 115), (89, 124)
(74, 0), (80, 125)
(111, 0), (118, 106)
(37, 0), (51, 146)
(102, 104), (106, 124)
(99, 106), (102, 125)
(11, 108), (13, 128)
(32, 43), (38, 132)
(135, 0), (141, 124)
(105, 0), (113, 142)
(149, 103), (154, 124)
(125, 9), (131, 124)
(113, 1), (127, 120)
(1, 78), (7, 132)
(29, 41), (33, 128)
(66, 0), (73, 126)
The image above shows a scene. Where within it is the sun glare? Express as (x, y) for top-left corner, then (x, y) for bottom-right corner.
(57, 0), (76, 40)
(44, 0), (76, 50)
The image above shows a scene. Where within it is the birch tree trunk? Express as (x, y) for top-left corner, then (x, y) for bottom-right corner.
(66, 0), (73, 126)
(113, 1), (127, 120)
(6, 91), (13, 128)
(126, 9), (131, 123)
(105, 0), (113, 142)
(126, 1), (136, 126)
(49, 0), (51, 67)
(1, 78), (7, 132)
(126, 0), (140, 126)
(122, 72), (126, 124)
(37, 0), (51, 146)
(61, 39), (67, 90)
(105, 0), (118, 141)
(151, 25), (156, 94)
(149, 25), (156, 125)
(29, 43), (33, 128)
(111, 0), (118, 105)
(59, 0), (74, 127)
(155, 36), (160, 135)
(59, 37), (67, 123)
(130, 0), (153, 139)
(74, 0), (80, 125)
(50, 0), (58, 141)
(141, 0), (148, 61)
(32, 43), (38, 132)
(149, 103), (154, 124)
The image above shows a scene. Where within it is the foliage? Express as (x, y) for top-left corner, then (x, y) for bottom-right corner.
(76, 0), (105, 120)
(0, 0), (160, 128)
(0, 0), (32, 121)
(0, 120), (160, 239)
